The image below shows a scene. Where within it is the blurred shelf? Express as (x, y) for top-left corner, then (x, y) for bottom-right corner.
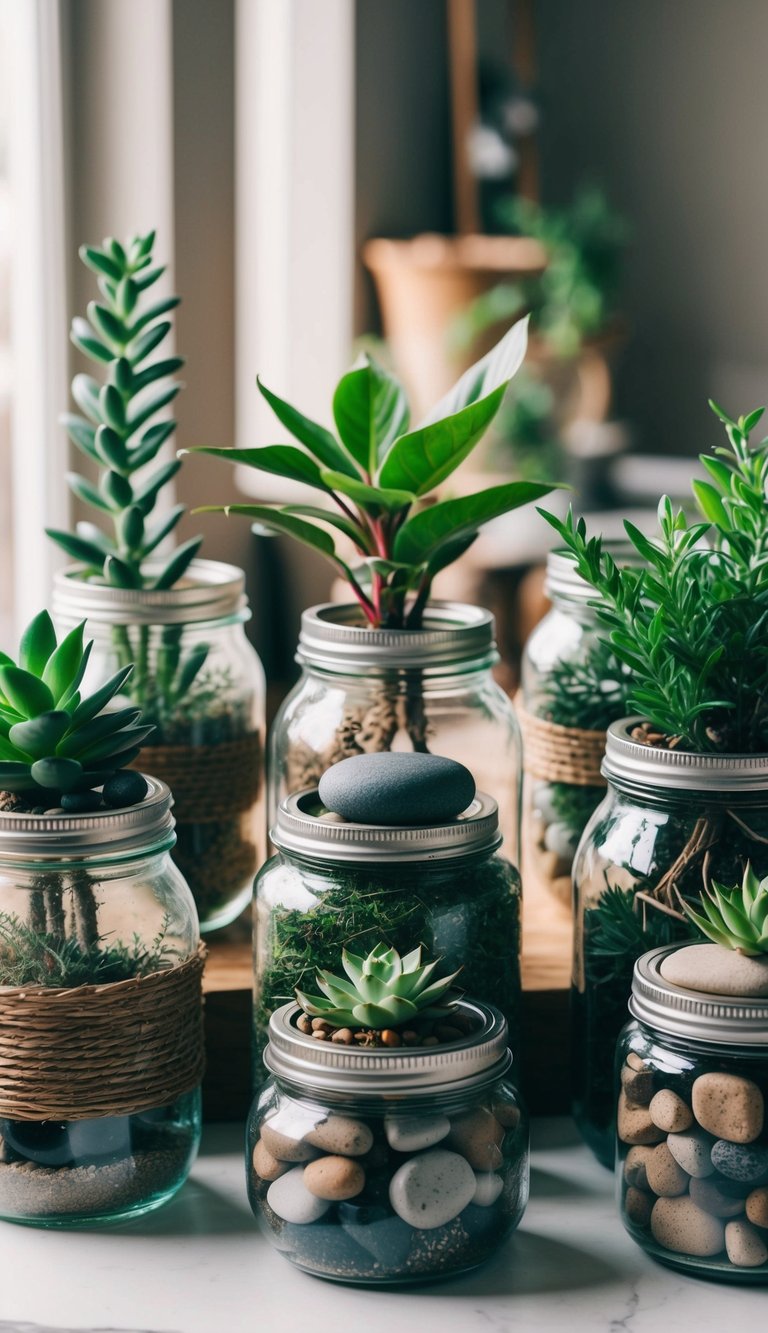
(201, 892), (572, 1121)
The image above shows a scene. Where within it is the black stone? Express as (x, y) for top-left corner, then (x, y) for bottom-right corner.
(318, 752), (476, 827)
(711, 1139), (768, 1184)
(102, 772), (149, 809)
(282, 1215), (376, 1278)
(61, 791), (104, 813)
(0, 1114), (132, 1167)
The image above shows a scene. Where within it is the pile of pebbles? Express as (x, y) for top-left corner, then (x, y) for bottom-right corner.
(295, 1007), (478, 1050)
(249, 1095), (525, 1281)
(0, 772), (149, 816)
(619, 1053), (768, 1271)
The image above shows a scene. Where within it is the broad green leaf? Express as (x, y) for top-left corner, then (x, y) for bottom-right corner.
(378, 387), (506, 495)
(332, 359), (409, 475)
(30, 756), (84, 792)
(187, 445), (328, 491)
(321, 470), (415, 512)
(79, 724), (154, 763)
(9, 712), (70, 759)
(281, 504), (370, 549)
(257, 377), (358, 477)
(0, 667), (55, 719)
(19, 611), (57, 676)
(692, 479), (729, 528)
(152, 537), (203, 590)
(394, 481), (553, 564)
(419, 316), (528, 427)
(42, 622), (86, 702)
(0, 762), (39, 789)
(72, 666), (134, 726)
(45, 528), (106, 570)
(196, 503), (339, 563)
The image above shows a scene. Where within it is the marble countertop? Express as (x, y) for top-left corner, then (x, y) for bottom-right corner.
(0, 1118), (760, 1333)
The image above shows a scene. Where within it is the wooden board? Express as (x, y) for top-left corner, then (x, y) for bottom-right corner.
(201, 890), (572, 1120)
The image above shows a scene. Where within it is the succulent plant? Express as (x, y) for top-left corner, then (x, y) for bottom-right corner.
(685, 864), (768, 956)
(0, 610), (151, 798)
(186, 317), (556, 629)
(295, 943), (461, 1029)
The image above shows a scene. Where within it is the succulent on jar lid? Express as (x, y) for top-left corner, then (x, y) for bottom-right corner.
(295, 942), (462, 1034)
(659, 864), (768, 998)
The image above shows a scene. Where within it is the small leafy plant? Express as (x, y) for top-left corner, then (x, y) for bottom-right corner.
(684, 863), (768, 956)
(296, 943), (460, 1030)
(47, 232), (209, 730)
(0, 611), (150, 799)
(186, 318), (555, 629)
(540, 402), (768, 753)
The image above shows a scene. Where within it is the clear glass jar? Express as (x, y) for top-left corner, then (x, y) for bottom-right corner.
(573, 719), (768, 1167)
(0, 779), (203, 1226)
(617, 945), (768, 1283)
(520, 549), (631, 907)
(247, 998), (528, 1284)
(255, 788), (522, 1059)
(270, 602), (521, 864)
(53, 559), (266, 932)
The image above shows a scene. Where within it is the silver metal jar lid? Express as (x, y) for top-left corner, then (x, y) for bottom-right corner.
(52, 559), (248, 627)
(272, 789), (501, 863)
(630, 944), (768, 1047)
(545, 543), (637, 605)
(264, 998), (511, 1096)
(0, 776), (175, 863)
(602, 717), (768, 794)
(295, 602), (499, 673)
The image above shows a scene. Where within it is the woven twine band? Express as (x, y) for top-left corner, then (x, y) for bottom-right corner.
(516, 693), (607, 787)
(135, 732), (261, 822)
(0, 944), (206, 1120)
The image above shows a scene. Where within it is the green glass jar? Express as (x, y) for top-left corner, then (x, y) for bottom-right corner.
(617, 945), (768, 1282)
(572, 719), (768, 1167)
(254, 788), (522, 1059)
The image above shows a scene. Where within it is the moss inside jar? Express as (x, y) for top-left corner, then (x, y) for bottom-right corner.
(254, 752), (522, 1066)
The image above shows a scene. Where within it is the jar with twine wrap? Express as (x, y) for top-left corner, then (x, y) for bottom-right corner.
(52, 559), (266, 933)
(519, 547), (634, 908)
(0, 778), (205, 1227)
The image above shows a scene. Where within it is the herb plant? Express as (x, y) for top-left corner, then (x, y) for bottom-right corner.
(186, 317), (554, 629)
(47, 232), (209, 730)
(540, 402), (768, 753)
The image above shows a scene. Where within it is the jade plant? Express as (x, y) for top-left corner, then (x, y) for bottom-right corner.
(46, 232), (208, 733)
(684, 864), (768, 956)
(186, 316), (554, 629)
(296, 943), (461, 1030)
(0, 611), (164, 985)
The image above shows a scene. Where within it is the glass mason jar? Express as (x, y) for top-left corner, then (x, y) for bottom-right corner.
(247, 997), (528, 1283)
(254, 788), (522, 1059)
(520, 549), (630, 908)
(0, 778), (203, 1227)
(573, 718), (768, 1168)
(269, 602), (521, 864)
(617, 945), (768, 1283)
(53, 559), (266, 932)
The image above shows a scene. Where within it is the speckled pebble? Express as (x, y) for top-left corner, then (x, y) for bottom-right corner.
(617, 1092), (666, 1146)
(305, 1115), (373, 1157)
(621, 1062), (654, 1107)
(689, 1174), (750, 1218)
(266, 1166), (331, 1224)
(692, 1072), (764, 1144)
(746, 1185), (768, 1229)
(102, 771), (149, 808)
(624, 1146), (656, 1190)
(725, 1219), (768, 1268)
(252, 1139), (289, 1182)
(650, 1196), (725, 1258)
(711, 1139), (768, 1184)
(318, 752), (476, 826)
(645, 1142), (690, 1198)
(448, 1108), (505, 1170)
(661, 942), (768, 998)
(384, 1114), (450, 1153)
(389, 1149), (476, 1229)
(259, 1122), (317, 1163)
(471, 1172), (504, 1207)
(303, 1155), (366, 1201)
(625, 1186), (653, 1227)
(649, 1089), (693, 1134)
(666, 1128), (716, 1178)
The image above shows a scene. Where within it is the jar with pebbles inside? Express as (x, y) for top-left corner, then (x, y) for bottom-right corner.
(53, 560), (266, 932)
(0, 779), (204, 1226)
(617, 944), (768, 1282)
(247, 997), (528, 1283)
(519, 548), (632, 909)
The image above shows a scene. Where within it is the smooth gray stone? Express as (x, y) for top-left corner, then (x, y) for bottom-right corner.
(661, 943), (768, 998)
(318, 752), (476, 826)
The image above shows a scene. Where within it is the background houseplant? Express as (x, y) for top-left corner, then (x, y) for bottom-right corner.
(48, 234), (265, 931)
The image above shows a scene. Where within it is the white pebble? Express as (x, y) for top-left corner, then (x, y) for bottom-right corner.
(471, 1171), (504, 1206)
(666, 1127), (716, 1178)
(384, 1114), (450, 1153)
(389, 1149), (476, 1230)
(266, 1166), (331, 1224)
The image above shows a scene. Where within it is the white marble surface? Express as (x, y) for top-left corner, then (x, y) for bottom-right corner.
(0, 1118), (762, 1333)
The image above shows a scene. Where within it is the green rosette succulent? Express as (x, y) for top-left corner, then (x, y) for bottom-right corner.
(685, 864), (768, 956)
(295, 943), (461, 1029)
(0, 611), (151, 798)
